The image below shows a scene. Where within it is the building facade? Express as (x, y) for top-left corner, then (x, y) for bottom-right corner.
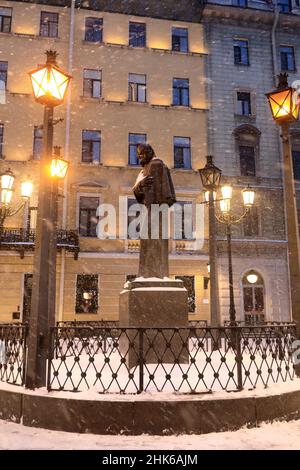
(0, 0), (298, 325)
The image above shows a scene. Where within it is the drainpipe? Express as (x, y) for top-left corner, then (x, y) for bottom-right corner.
(271, 1), (280, 81)
(58, 0), (76, 323)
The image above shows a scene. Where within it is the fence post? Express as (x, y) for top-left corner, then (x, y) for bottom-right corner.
(138, 328), (144, 394)
(22, 324), (29, 386)
(47, 327), (54, 392)
(235, 327), (243, 391)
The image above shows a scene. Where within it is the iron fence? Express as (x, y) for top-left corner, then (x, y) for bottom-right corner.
(0, 323), (27, 385)
(47, 324), (296, 394)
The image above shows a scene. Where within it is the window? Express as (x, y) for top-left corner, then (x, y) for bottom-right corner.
(83, 69), (102, 98)
(175, 276), (195, 313)
(75, 274), (99, 314)
(174, 201), (193, 240)
(85, 17), (103, 43)
(27, 206), (38, 230)
(0, 124), (3, 159)
(280, 46), (296, 72)
(242, 272), (265, 324)
(174, 137), (191, 169)
(129, 22), (146, 47)
(128, 74), (146, 102)
(234, 39), (249, 66)
(173, 78), (190, 106)
(82, 130), (101, 163)
(0, 61), (8, 88)
(79, 196), (99, 237)
(243, 206), (259, 237)
(236, 92), (252, 115)
(278, 0), (291, 13)
(40, 11), (58, 38)
(292, 150), (300, 181)
(232, 0), (247, 6)
(128, 133), (147, 165)
(239, 145), (256, 176)
(33, 127), (43, 160)
(172, 27), (188, 53)
(0, 7), (12, 33)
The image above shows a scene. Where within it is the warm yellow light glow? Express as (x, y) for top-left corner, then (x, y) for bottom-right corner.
(220, 198), (231, 213)
(242, 187), (255, 207)
(267, 87), (299, 122)
(50, 156), (69, 179)
(204, 191), (217, 203)
(246, 273), (258, 284)
(207, 263), (210, 274)
(29, 60), (71, 107)
(1, 169), (15, 191)
(21, 181), (33, 199)
(83, 292), (92, 300)
(221, 185), (233, 201)
(1, 189), (13, 205)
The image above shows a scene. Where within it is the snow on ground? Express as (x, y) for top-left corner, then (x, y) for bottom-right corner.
(0, 419), (300, 450)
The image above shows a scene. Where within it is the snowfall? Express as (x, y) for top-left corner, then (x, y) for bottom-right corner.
(0, 418), (300, 450)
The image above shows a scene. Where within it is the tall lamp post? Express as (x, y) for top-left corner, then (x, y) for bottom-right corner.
(214, 185), (255, 325)
(0, 169), (33, 229)
(266, 73), (300, 337)
(25, 51), (71, 389)
(199, 156), (222, 326)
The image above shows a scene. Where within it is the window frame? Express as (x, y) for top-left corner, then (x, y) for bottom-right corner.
(39, 11), (59, 38)
(0, 123), (3, 159)
(75, 273), (99, 314)
(280, 45), (296, 72)
(81, 130), (101, 164)
(0, 7), (12, 33)
(173, 136), (192, 169)
(84, 17), (103, 43)
(83, 69), (102, 98)
(129, 21), (146, 48)
(77, 193), (101, 238)
(234, 38), (250, 66)
(128, 133), (147, 166)
(242, 272), (265, 324)
(172, 27), (189, 53)
(172, 78), (190, 107)
(0, 60), (8, 89)
(128, 73), (147, 103)
(32, 126), (43, 160)
(236, 91), (252, 116)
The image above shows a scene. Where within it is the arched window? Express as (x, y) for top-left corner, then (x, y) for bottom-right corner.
(234, 125), (261, 177)
(242, 271), (265, 324)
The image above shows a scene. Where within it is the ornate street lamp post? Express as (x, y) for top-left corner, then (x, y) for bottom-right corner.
(215, 185), (255, 325)
(199, 156), (222, 326)
(25, 51), (71, 389)
(266, 73), (300, 336)
(0, 168), (33, 228)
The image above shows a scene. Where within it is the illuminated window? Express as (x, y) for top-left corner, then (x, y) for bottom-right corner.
(242, 272), (265, 324)
(75, 274), (99, 314)
(40, 11), (58, 38)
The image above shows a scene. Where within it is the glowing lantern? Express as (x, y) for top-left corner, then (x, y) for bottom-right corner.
(266, 73), (300, 123)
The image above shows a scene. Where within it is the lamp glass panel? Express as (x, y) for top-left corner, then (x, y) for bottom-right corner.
(247, 273), (258, 284)
(220, 198), (230, 213)
(1, 188), (13, 204)
(242, 188), (255, 207)
(1, 172), (14, 190)
(269, 89), (292, 119)
(221, 185), (233, 200)
(21, 181), (33, 199)
(50, 157), (69, 178)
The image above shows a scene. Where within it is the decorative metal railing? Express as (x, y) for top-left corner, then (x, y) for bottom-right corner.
(0, 228), (80, 259)
(0, 324), (27, 386)
(47, 324), (296, 394)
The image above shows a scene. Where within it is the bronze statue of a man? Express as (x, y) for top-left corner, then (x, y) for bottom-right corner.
(133, 144), (176, 278)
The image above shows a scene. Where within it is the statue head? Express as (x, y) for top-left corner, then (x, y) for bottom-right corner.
(137, 143), (155, 167)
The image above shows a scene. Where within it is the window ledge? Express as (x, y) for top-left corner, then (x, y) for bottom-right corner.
(79, 162), (103, 167)
(234, 113), (256, 120)
(126, 100), (149, 106)
(37, 35), (61, 41)
(172, 167), (196, 173)
(234, 63), (250, 67)
(126, 164), (142, 169)
(80, 96), (104, 102)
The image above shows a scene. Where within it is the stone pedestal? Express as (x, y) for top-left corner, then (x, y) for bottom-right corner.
(119, 278), (189, 368)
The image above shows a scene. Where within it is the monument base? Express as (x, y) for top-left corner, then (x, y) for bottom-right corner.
(119, 278), (189, 368)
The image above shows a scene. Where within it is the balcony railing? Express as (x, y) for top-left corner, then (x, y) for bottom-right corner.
(0, 228), (80, 259)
